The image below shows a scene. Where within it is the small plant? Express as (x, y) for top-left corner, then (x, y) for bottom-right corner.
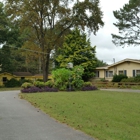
(82, 85), (98, 91)
(21, 86), (58, 93)
(21, 82), (33, 89)
(83, 82), (92, 87)
(34, 81), (45, 88)
(44, 80), (54, 88)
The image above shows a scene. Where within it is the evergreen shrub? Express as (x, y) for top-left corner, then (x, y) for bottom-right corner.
(112, 74), (128, 82)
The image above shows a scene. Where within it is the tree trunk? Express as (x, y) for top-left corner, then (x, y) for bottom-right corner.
(43, 53), (50, 82)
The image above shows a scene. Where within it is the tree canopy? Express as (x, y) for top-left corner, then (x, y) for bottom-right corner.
(112, 0), (140, 47)
(5, 0), (104, 81)
(55, 28), (96, 81)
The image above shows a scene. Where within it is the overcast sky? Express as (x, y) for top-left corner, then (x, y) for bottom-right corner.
(90, 0), (140, 64)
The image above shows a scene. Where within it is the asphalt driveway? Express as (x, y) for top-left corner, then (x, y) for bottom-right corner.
(0, 90), (94, 140)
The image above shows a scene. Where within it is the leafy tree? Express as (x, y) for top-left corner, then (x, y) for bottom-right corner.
(56, 28), (96, 81)
(0, 46), (15, 72)
(0, 2), (8, 44)
(112, 0), (140, 47)
(95, 59), (108, 67)
(5, 0), (104, 81)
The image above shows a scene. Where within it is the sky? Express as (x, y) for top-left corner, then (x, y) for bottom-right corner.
(90, 0), (140, 64)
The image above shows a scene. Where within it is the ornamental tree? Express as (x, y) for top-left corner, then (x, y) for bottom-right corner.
(55, 28), (96, 81)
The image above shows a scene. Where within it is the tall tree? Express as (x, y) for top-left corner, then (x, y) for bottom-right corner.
(112, 0), (140, 47)
(5, 0), (104, 81)
(0, 2), (8, 44)
(56, 28), (96, 81)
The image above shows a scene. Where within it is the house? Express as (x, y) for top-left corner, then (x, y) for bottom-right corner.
(0, 72), (34, 86)
(95, 58), (140, 81)
(0, 72), (52, 86)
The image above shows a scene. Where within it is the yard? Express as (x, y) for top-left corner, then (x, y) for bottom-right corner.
(20, 90), (140, 140)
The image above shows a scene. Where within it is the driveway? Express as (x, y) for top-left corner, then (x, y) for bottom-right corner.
(100, 88), (140, 93)
(0, 90), (94, 140)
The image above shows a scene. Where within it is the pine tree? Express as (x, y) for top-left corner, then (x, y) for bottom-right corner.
(56, 28), (96, 81)
(112, 0), (140, 47)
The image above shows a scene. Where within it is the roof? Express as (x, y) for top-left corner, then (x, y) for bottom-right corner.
(96, 58), (140, 70)
(13, 72), (33, 76)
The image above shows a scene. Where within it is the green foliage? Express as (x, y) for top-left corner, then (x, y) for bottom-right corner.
(112, 74), (128, 82)
(121, 75), (140, 82)
(44, 80), (54, 88)
(5, 78), (20, 87)
(55, 28), (96, 81)
(33, 81), (46, 88)
(52, 66), (84, 90)
(21, 82), (33, 89)
(52, 68), (71, 91)
(112, 0), (140, 47)
(83, 82), (92, 87)
(72, 66), (84, 89)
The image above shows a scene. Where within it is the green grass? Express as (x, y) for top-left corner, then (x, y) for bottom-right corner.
(20, 90), (140, 140)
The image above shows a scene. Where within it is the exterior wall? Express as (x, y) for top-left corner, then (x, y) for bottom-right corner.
(0, 73), (14, 86)
(95, 61), (140, 81)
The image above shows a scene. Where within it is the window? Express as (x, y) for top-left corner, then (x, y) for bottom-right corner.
(118, 70), (123, 75)
(106, 71), (113, 77)
(3, 77), (7, 83)
(118, 70), (127, 76)
(136, 70), (140, 76)
(96, 71), (99, 77)
(133, 70), (140, 77)
(21, 77), (25, 80)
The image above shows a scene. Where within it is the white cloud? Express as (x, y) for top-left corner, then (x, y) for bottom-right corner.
(90, 0), (140, 64)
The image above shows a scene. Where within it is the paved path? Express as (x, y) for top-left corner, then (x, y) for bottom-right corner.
(100, 88), (140, 93)
(0, 90), (94, 140)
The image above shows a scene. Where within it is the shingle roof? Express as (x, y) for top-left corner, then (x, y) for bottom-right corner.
(96, 58), (140, 70)
(13, 72), (33, 76)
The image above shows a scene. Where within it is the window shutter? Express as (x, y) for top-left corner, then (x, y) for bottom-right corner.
(106, 71), (108, 77)
(124, 70), (127, 76)
(98, 71), (100, 77)
(133, 70), (135, 77)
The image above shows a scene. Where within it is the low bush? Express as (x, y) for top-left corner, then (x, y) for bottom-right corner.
(44, 80), (54, 88)
(82, 85), (98, 91)
(83, 82), (92, 87)
(34, 81), (45, 88)
(112, 74), (128, 82)
(21, 86), (58, 93)
(21, 82), (33, 89)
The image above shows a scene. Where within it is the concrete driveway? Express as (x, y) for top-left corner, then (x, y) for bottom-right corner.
(100, 88), (140, 93)
(0, 90), (94, 140)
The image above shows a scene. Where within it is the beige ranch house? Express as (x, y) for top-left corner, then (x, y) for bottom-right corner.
(95, 58), (140, 81)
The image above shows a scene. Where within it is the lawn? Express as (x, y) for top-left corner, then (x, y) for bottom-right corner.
(0, 87), (21, 91)
(20, 90), (140, 140)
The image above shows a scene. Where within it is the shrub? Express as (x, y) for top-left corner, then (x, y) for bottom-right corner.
(83, 82), (92, 87)
(112, 74), (128, 82)
(21, 82), (33, 89)
(34, 81), (45, 88)
(5, 78), (20, 87)
(52, 68), (71, 90)
(121, 77), (135, 82)
(21, 86), (58, 93)
(71, 66), (84, 90)
(82, 85), (98, 91)
(44, 80), (54, 88)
